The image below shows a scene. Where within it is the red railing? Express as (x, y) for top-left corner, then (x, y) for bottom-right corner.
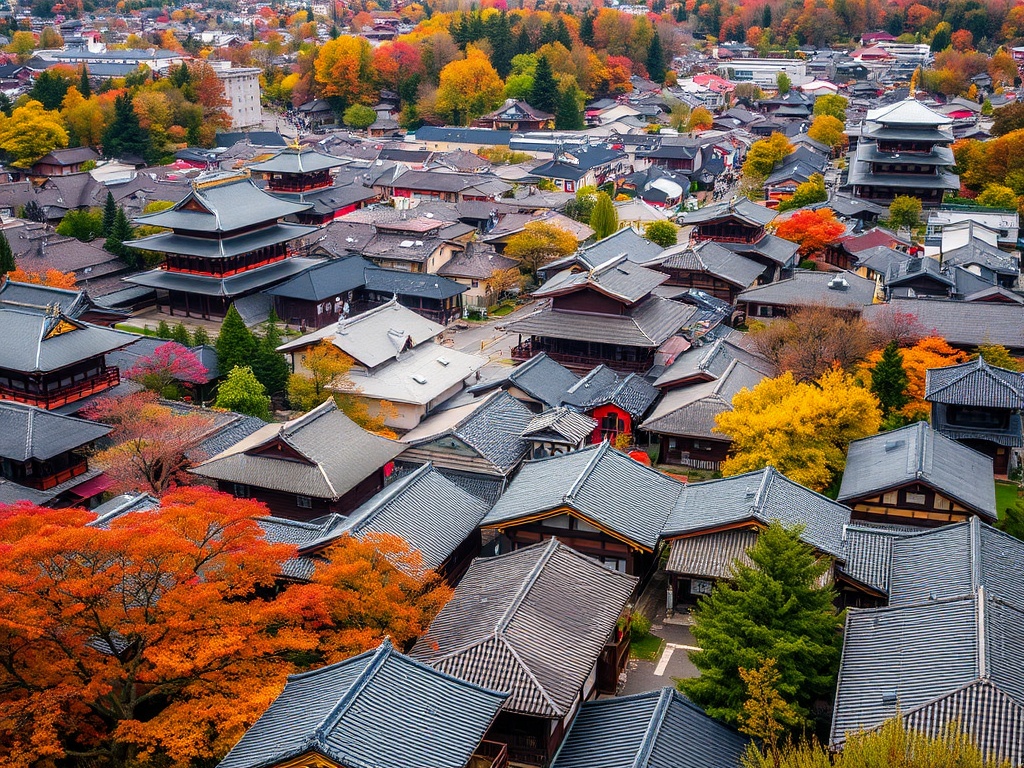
(25, 460), (88, 490)
(0, 368), (120, 410)
(511, 341), (652, 374)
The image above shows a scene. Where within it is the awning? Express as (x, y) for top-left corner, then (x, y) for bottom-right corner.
(68, 474), (115, 499)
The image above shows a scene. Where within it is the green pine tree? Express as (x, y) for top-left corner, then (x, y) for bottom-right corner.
(106, 207), (136, 266)
(216, 305), (259, 380)
(102, 191), (117, 237)
(870, 341), (910, 419)
(250, 309), (291, 396)
(646, 31), (666, 84)
(531, 55), (559, 114)
(0, 230), (16, 277)
(78, 64), (91, 99)
(156, 319), (172, 339)
(102, 94), (154, 164)
(214, 365), (271, 421)
(555, 86), (584, 130)
(191, 326), (210, 347)
(680, 521), (844, 735)
(589, 191), (618, 240)
(170, 322), (191, 346)
(579, 10), (594, 45)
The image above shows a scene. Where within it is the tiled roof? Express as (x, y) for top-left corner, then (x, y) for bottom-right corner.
(88, 492), (160, 528)
(0, 307), (136, 373)
(217, 639), (508, 768)
(666, 528), (758, 578)
(582, 226), (668, 267)
(665, 466), (852, 558)
(681, 197), (776, 228)
(719, 234), (799, 269)
(265, 255), (373, 301)
(411, 539), (637, 717)
(925, 356), (1024, 409)
(836, 523), (909, 595)
(561, 365), (659, 418)
(658, 241), (764, 290)
(520, 407), (597, 444)
(836, 421), (997, 520)
(534, 256), (669, 306)
(737, 270), (877, 310)
(337, 342), (486, 406)
(0, 400), (110, 461)
(482, 442), (683, 551)
(653, 337), (772, 389)
(467, 352), (580, 409)
(862, 298), (1024, 350)
(550, 687), (748, 768)
(248, 146), (348, 174)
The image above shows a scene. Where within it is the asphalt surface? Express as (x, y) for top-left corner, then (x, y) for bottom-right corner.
(620, 616), (701, 695)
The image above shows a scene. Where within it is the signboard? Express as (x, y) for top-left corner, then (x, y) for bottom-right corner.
(691, 579), (714, 596)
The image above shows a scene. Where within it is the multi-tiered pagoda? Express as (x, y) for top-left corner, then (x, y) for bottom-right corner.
(847, 99), (959, 207)
(123, 171), (319, 319)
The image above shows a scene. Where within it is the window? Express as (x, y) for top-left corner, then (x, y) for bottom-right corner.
(471, 280), (479, 288)
(296, 495), (312, 509)
(882, 491), (898, 505)
(905, 491), (927, 506)
(934, 496), (950, 510)
(233, 483), (250, 497)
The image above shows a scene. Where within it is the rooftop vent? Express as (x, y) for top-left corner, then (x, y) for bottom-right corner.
(884, 440), (903, 452)
(744, 486), (756, 499)
(399, 240), (415, 248)
(415, 240), (424, 246)
(827, 275), (849, 290)
(881, 692), (898, 706)
(437, 357), (450, 366)
(412, 374), (427, 384)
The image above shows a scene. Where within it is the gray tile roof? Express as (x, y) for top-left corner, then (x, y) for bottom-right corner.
(659, 241), (765, 290)
(941, 238), (1020, 276)
(582, 227), (668, 267)
(482, 442), (683, 550)
(126, 222), (319, 260)
(925, 356), (1024, 409)
(836, 421), (997, 520)
(665, 466), (852, 558)
(0, 307), (136, 373)
(855, 245), (906, 276)
(534, 256), (669, 306)
(363, 267), (467, 301)
(666, 528), (759, 579)
(0, 400), (110, 461)
(217, 638), (508, 768)
(248, 147), (348, 175)
(190, 399), (402, 500)
(681, 197), (776, 228)
(831, 592), (1024, 766)
(411, 539), (637, 717)
(265, 255), (372, 301)
(737, 270), (877, 310)
(521, 407), (597, 444)
(551, 687), (747, 768)
(506, 295), (698, 348)
(438, 391), (535, 472)
(86, 492), (160, 527)
(836, 524), (909, 595)
(862, 298), (1024, 350)
(123, 256), (321, 297)
(653, 337), (772, 389)
(467, 352), (580, 408)
(562, 366), (660, 418)
(0, 477), (60, 506)
(888, 516), (1024, 611)
(719, 234), (799, 269)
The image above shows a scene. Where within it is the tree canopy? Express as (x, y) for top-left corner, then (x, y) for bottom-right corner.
(589, 191), (617, 240)
(503, 221), (578, 275)
(773, 209), (846, 256)
(644, 220), (678, 248)
(214, 365), (272, 420)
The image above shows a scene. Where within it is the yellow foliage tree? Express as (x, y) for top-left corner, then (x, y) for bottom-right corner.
(859, 336), (968, 421)
(435, 46), (505, 126)
(503, 221), (579, 275)
(807, 114), (847, 151)
(313, 35), (377, 110)
(0, 100), (68, 168)
(715, 368), (882, 491)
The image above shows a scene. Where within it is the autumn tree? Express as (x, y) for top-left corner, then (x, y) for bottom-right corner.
(812, 94), (847, 120)
(974, 343), (1023, 371)
(860, 336), (967, 421)
(992, 101), (1024, 137)
(435, 46), (504, 125)
(503, 221), (578, 275)
(681, 522), (843, 733)
(773, 209), (846, 256)
(743, 133), (793, 179)
(777, 173), (827, 212)
(749, 304), (873, 381)
(644, 220), (677, 248)
(977, 184), (1018, 209)
(687, 106), (714, 132)
(0, 100), (68, 168)
(125, 341), (208, 397)
(81, 391), (215, 494)
(6, 267), (76, 288)
(589, 191), (617, 240)
(287, 339), (353, 412)
(0, 490), (314, 767)
(739, 658), (799, 757)
(715, 368), (882, 492)
(214, 365), (271, 420)
(887, 195), (923, 230)
(867, 305), (927, 348)
(313, 35), (377, 111)
(807, 114), (846, 152)
(488, 266), (523, 301)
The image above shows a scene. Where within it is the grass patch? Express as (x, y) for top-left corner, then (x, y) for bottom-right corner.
(630, 633), (665, 662)
(115, 323), (155, 335)
(489, 304), (515, 317)
(996, 481), (1020, 520)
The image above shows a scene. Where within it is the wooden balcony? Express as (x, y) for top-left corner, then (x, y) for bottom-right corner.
(0, 368), (120, 410)
(24, 460), (88, 491)
(511, 341), (652, 375)
(469, 741), (509, 768)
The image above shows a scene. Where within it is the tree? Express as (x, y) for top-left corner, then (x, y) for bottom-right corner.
(812, 94), (848, 120)
(105, 207), (136, 265)
(867, 306), (927, 348)
(974, 343), (1023, 371)
(887, 195), (923, 230)
(589, 191), (617, 240)
(313, 35), (377, 111)
(807, 114), (846, 151)
(125, 341), (208, 397)
(644, 220), (678, 248)
(6, 267), (76, 288)
(681, 522), (843, 732)
(169, 322), (191, 346)
(749, 304), (873, 381)
(715, 368), (882, 491)
(342, 103), (377, 130)
(487, 266), (522, 301)
(0, 100), (68, 169)
(435, 46), (504, 126)
(738, 658), (799, 754)
(102, 94), (153, 163)
(992, 101), (1024, 137)
(216, 305), (259, 381)
(870, 342), (910, 420)
(776, 71), (791, 94)
(646, 30), (666, 83)
(687, 106), (714, 132)
(530, 54), (559, 115)
(744, 133), (793, 179)
(29, 68), (75, 111)
(251, 310), (291, 396)
(977, 184), (1019, 209)
(214, 365), (271, 420)
(777, 173), (827, 212)
(6, 31), (37, 63)
(565, 185), (597, 222)
(55, 209), (104, 241)
(78, 64), (91, 99)
(773, 209), (846, 256)
(555, 85), (584, 130)
(287, 339), (353, 412)
(860, 337), (967, 422)
(0, 230), (14, 277)
(503, 221), (578, 275)
(102, 190), (117, 237)
(930, 21), (952, 52)
(81, 391), (216, 494)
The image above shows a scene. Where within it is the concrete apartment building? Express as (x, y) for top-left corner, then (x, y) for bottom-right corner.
(215, 66), (263, 130)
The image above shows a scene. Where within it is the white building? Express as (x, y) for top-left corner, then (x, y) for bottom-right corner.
(875, 41), (931, 63)
(214, 66), (263, 130)
(715, 58), (810, 88)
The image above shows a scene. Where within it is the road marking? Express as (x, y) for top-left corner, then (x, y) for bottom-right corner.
(654, 645), (674, 676)
(666, 643), (701, 652)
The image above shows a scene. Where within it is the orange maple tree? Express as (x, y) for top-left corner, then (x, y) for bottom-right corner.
(773, 209), (846, 256)
(6, 267), (76, 289)
(0, 490), (453, 768)
(860, 336), (968, 420)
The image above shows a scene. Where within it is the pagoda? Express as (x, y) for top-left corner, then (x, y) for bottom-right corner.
(123, 171), (320, 319)
(249, 144), (374, 224)
(847, 99), (959, 207)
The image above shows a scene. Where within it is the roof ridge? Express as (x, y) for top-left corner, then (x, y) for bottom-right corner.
(977, 585), (987, 680)
(632, 686), (674, 768)
(495, 538), (560, 635)
(969, 515), (982, 596)
(311, 638), (394, 748)
(565, 441), (608, 503)
(751, 465), (774, 515)
(344, 464), (432, 536)
(497, 632), (564, 716)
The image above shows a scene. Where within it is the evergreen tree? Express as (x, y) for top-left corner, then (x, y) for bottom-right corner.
(488, 12), (514, 79)
(531, 55), (559, 114)
(156, 319), (172, 339)
(514, 26), (533, 58)
(29, 69), (72, 110)
(102, 191), (117, 237)
(102, 94), (154, 164)
(646, 31), (666, 83)
(579, 10), (595, 45)
(170, 322), (191, 346)
(216, 305), (259, 380)
(589, 192), (618, 240)
(214, 365), (271, 421)
(0, 230), (15, 277)
(762, 3), (771, 27)
(554, 17), (572, 48)
(681, 522), (844, 733)
(105, 207), (137, 266)
(251, 309), (291, 396)
(870, 341), (910, 418)
(78, 64), (91, 99)
(191, 326), (210, 347)
(555, 86), (584, 130)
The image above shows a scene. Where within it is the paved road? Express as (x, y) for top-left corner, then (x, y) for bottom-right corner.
(620, 618), (701, 695)
(448, 300), (540, 358)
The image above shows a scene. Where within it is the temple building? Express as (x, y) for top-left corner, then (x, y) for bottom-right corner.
(123, 171), (320, 320)
(248, 145), (376, 225)
(847, 99), (960, 206)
